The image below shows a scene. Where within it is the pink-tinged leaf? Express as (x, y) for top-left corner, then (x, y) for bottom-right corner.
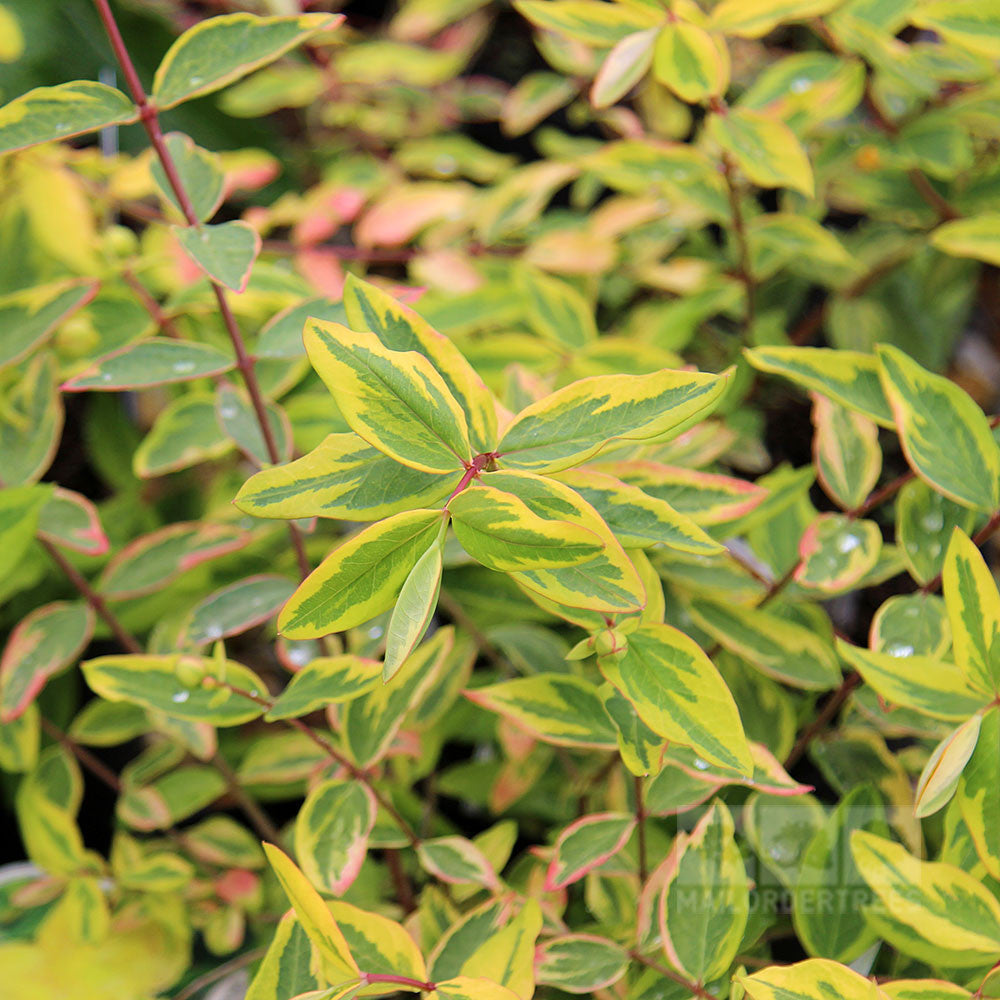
(355, 183), (471, 247)
(62, 338), (236, 391)
(418, 836), (502, 890)
(591, 29), (657, 109)
(0, 602), (94, 722)
(296, 779), (376, 895)
(668, 743), (813, 797)
(544, 813), (636, 891)
(181, 575), (297, 647)
(794, 513), (882, 594)
(98, 521), (251, 600)
(594, 460), (767, 525)
(37, 487), (108, 556)
(0, 277), (99, 368)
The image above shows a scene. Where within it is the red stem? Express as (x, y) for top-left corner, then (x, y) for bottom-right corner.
(361, 974), (437, 992)
(41, 539), (143, 654)
(91, 0), (311, 583)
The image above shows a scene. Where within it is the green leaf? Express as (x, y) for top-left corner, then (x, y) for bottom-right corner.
(513, 0), (660, 45)
(458, 899), (542, 1000)
(216, 381), (292, 465)
(0, 81), (137, 155)
(466, 674), (618, 750)
(62, 338), (235, 391)
(943, 528), (1000, 694)
(591, 29), (657, 108)
(915, 714), (982, 818)
(436, 980), (522, 1000)
(498, 367), (726, 474)
(236, 433), (458, 523)
(151, 132), (224, 222)
(296, 779), (376, 895)
(516, 266), (596, 349)
(600, 623), (753, 774)
(0, 601), (93, 723)
(932, 215), (1000, 266)
(707, 107), (814, 195)
(0, 484), (50, 580)
(852, 830), (1000, 965)
(81, 654), (266, 726)
(173, 221), (261, 293)
(711, 0), (844, 38)
(343, 274), (497, 455)
(118, 765), (226, 831)
(897, 480), (976, 586)
(0, 354), (63, 486)
(256, 297), (347, 360)
(793, 784), (889, 961)
(262, 843), (360, 985)
(151, 12), (342, 109)
(659, 801), (748, 983)
(134, 391), (233, 478)
(98, 521), (250, 599)
(686, 597), (842, 690)
(877, 343), (1000, 512)
(545, 813), (635, 890)
(871, 593), (951, 659)
(555, 469), (722, 553)
(836, 640), (987, 720)
(481, 470), (646, 614)
(0, 278), (97, 368)
(535, 935), (629, 994)
(328, 901), (427, 986)
(958, 705), (1000, 879)
(745, 346), (894, 427)
(450, 483), (604, 572)
(912, 2), (1000, 60)
(38, 487), (108, 556)
(384, 529), (444, 681)
(812, 394), (882, 511)
(795, 514), (882, 594)
(597, 460), (767, 525)
(341, 628), (451, 768)
(265, 655), (383, 720)
(740, 959), (893, 1000)
(653, 21), (729, 104)
(502, 72), (577, 137)
(418, 837), (501, 890)
(278, 509), (446, 638)
(246, 913), (322, 1000)
(305, 319), (472, 473)
(182, 575), (295, 647)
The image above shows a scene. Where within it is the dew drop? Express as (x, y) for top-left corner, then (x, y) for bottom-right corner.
(887, 642), (914, 658)
(172, 690), (190, 703)
(921, 511), (944, 532)
(790, 77), (812, 94)
(693, 757), (710, 771)
(368, 626), (384, 639)
(203, 624), (224, 640)
(837, 532), (860, 553)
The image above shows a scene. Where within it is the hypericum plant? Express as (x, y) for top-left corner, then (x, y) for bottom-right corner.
(4, 0), (1000, 999)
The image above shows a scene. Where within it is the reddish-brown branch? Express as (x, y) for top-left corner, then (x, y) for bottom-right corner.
(41, 717), (123, 792)
(219, 681), (421, 847)
(91, 0), (312, 584)
(41, 539), (143, 654)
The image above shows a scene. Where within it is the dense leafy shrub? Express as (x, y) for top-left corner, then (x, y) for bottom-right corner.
(3, 0), (1000, 998)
